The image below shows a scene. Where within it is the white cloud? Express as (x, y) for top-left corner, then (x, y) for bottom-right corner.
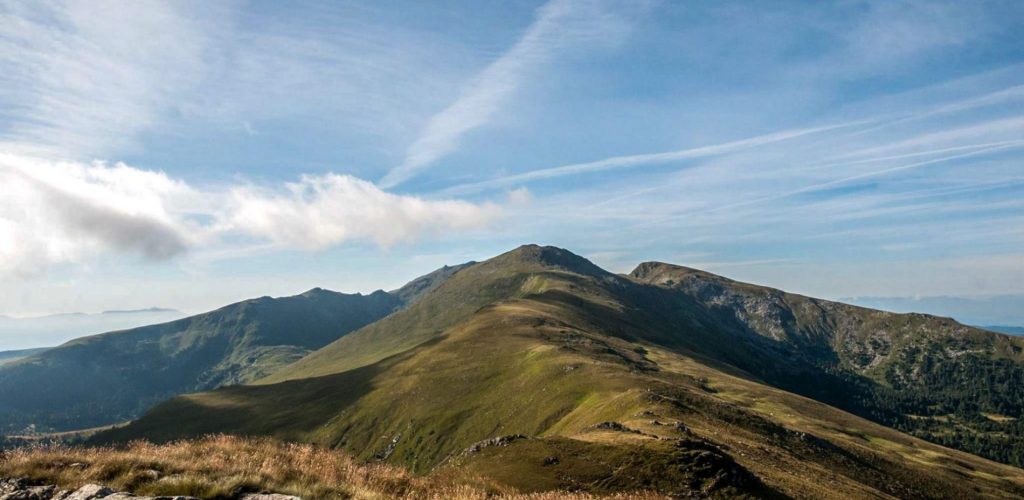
(0, 153), (501, 278)
(379, 0), (643, 188)
(506, 187), (532, 205)
(0, 153), (194, 276)
(224, 174), (500, 249)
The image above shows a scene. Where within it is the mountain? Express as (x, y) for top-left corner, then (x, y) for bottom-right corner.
(985, 326), (1024, 336)
(99, 245), (1024, 498)
(0, 289), (402, 433)
(100, 307), (180, 315)
(0, 347), (47, 366)
(389, 261), (476, 304)
(845, 294), (1024, 327)
(0, 308), (187, 351)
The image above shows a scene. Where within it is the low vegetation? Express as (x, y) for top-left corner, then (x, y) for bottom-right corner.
(0, 435), (661, 499)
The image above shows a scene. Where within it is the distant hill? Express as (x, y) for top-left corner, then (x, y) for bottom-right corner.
(984, 325), (1024, 336)
(845, 294), (1024, 327)
(0, 264), (473, 433)
(0, 289), (401, 432)
(0, 347), (47, 366)
(0, 308), (187, 351)
(100, 307), (180, 315)
(100, 245), (1024, 498)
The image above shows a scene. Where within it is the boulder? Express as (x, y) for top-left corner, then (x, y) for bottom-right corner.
(63, 485), (112, 500)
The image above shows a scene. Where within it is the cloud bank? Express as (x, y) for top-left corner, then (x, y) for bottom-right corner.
(225, 174), (499, 249)
(0, 154), (500, 277)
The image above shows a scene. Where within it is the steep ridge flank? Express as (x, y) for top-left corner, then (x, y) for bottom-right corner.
(102, 246), (1024, 497)
(390, 261), (475, 305)
(0, 289), (401, 433)
(630, 260), (1024, 466)
(260, 244), (614, 383)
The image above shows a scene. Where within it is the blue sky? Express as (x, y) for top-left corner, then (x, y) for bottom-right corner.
(1, 0), (1022, 320)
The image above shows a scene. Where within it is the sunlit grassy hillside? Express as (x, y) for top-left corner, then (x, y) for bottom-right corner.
(98, 246), (1024, 498)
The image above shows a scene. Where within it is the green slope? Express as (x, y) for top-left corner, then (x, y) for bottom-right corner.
(101, 245), (1024, 498)
(0, 289), (401, 433)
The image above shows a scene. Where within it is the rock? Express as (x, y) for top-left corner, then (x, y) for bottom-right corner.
(240, 495), (302, 500)
(374, 433), (401, 461)
(0, 480), (200, 500)
(674, 421), (692, 434)
(593, 421), (641, 433)
(0, 484), (55, 500)
(542, 456), (559, 466)
(64, 484), (112, 500)
(463, 434), (530, 454)
(0, 479), (29, 495)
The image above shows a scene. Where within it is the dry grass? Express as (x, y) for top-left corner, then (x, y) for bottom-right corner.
(0, 435), (663, 500)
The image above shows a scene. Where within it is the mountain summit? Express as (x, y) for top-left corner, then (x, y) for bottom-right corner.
(95, 245), (1024, 498)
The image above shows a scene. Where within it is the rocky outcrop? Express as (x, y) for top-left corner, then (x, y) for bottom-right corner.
(0, 479), (300, 500)
(462, 434), (531, 454)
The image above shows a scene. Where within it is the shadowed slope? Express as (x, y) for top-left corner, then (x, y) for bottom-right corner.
(0, 262), (477, 434)
(630, 261), (1024, 465)
(0, 289), (401, 433)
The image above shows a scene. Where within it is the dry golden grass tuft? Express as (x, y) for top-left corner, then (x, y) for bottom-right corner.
(0, 435), (663, 499)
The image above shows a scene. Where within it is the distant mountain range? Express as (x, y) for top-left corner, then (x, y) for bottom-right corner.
(61, 245), (1020, 497)
(984, 325), (1024, 336)
(845, 294), (1024, 328)
(0, 308), (187, 351)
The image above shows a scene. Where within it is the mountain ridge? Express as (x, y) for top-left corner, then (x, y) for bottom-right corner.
(0, 264), (474, 434)
(97, 245), (1024, 497)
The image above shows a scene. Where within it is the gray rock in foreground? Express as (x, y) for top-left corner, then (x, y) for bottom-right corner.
(0, 479), (300, 500)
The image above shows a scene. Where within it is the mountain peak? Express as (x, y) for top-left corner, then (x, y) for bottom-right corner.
(496, 244), (607, 276)
(629, 261), (728, 285)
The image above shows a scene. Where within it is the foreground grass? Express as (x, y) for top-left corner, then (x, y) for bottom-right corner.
(0, 435), (662, 499)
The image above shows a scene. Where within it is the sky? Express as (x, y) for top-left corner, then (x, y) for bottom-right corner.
(1, 0), (1022, 322)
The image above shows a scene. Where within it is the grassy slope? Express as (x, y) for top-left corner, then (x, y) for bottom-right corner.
(1, 435), (669, 499)
(101, 246), (1024, 498)
(0, 289), (400, 432)
(629, 262), (1024, 465)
